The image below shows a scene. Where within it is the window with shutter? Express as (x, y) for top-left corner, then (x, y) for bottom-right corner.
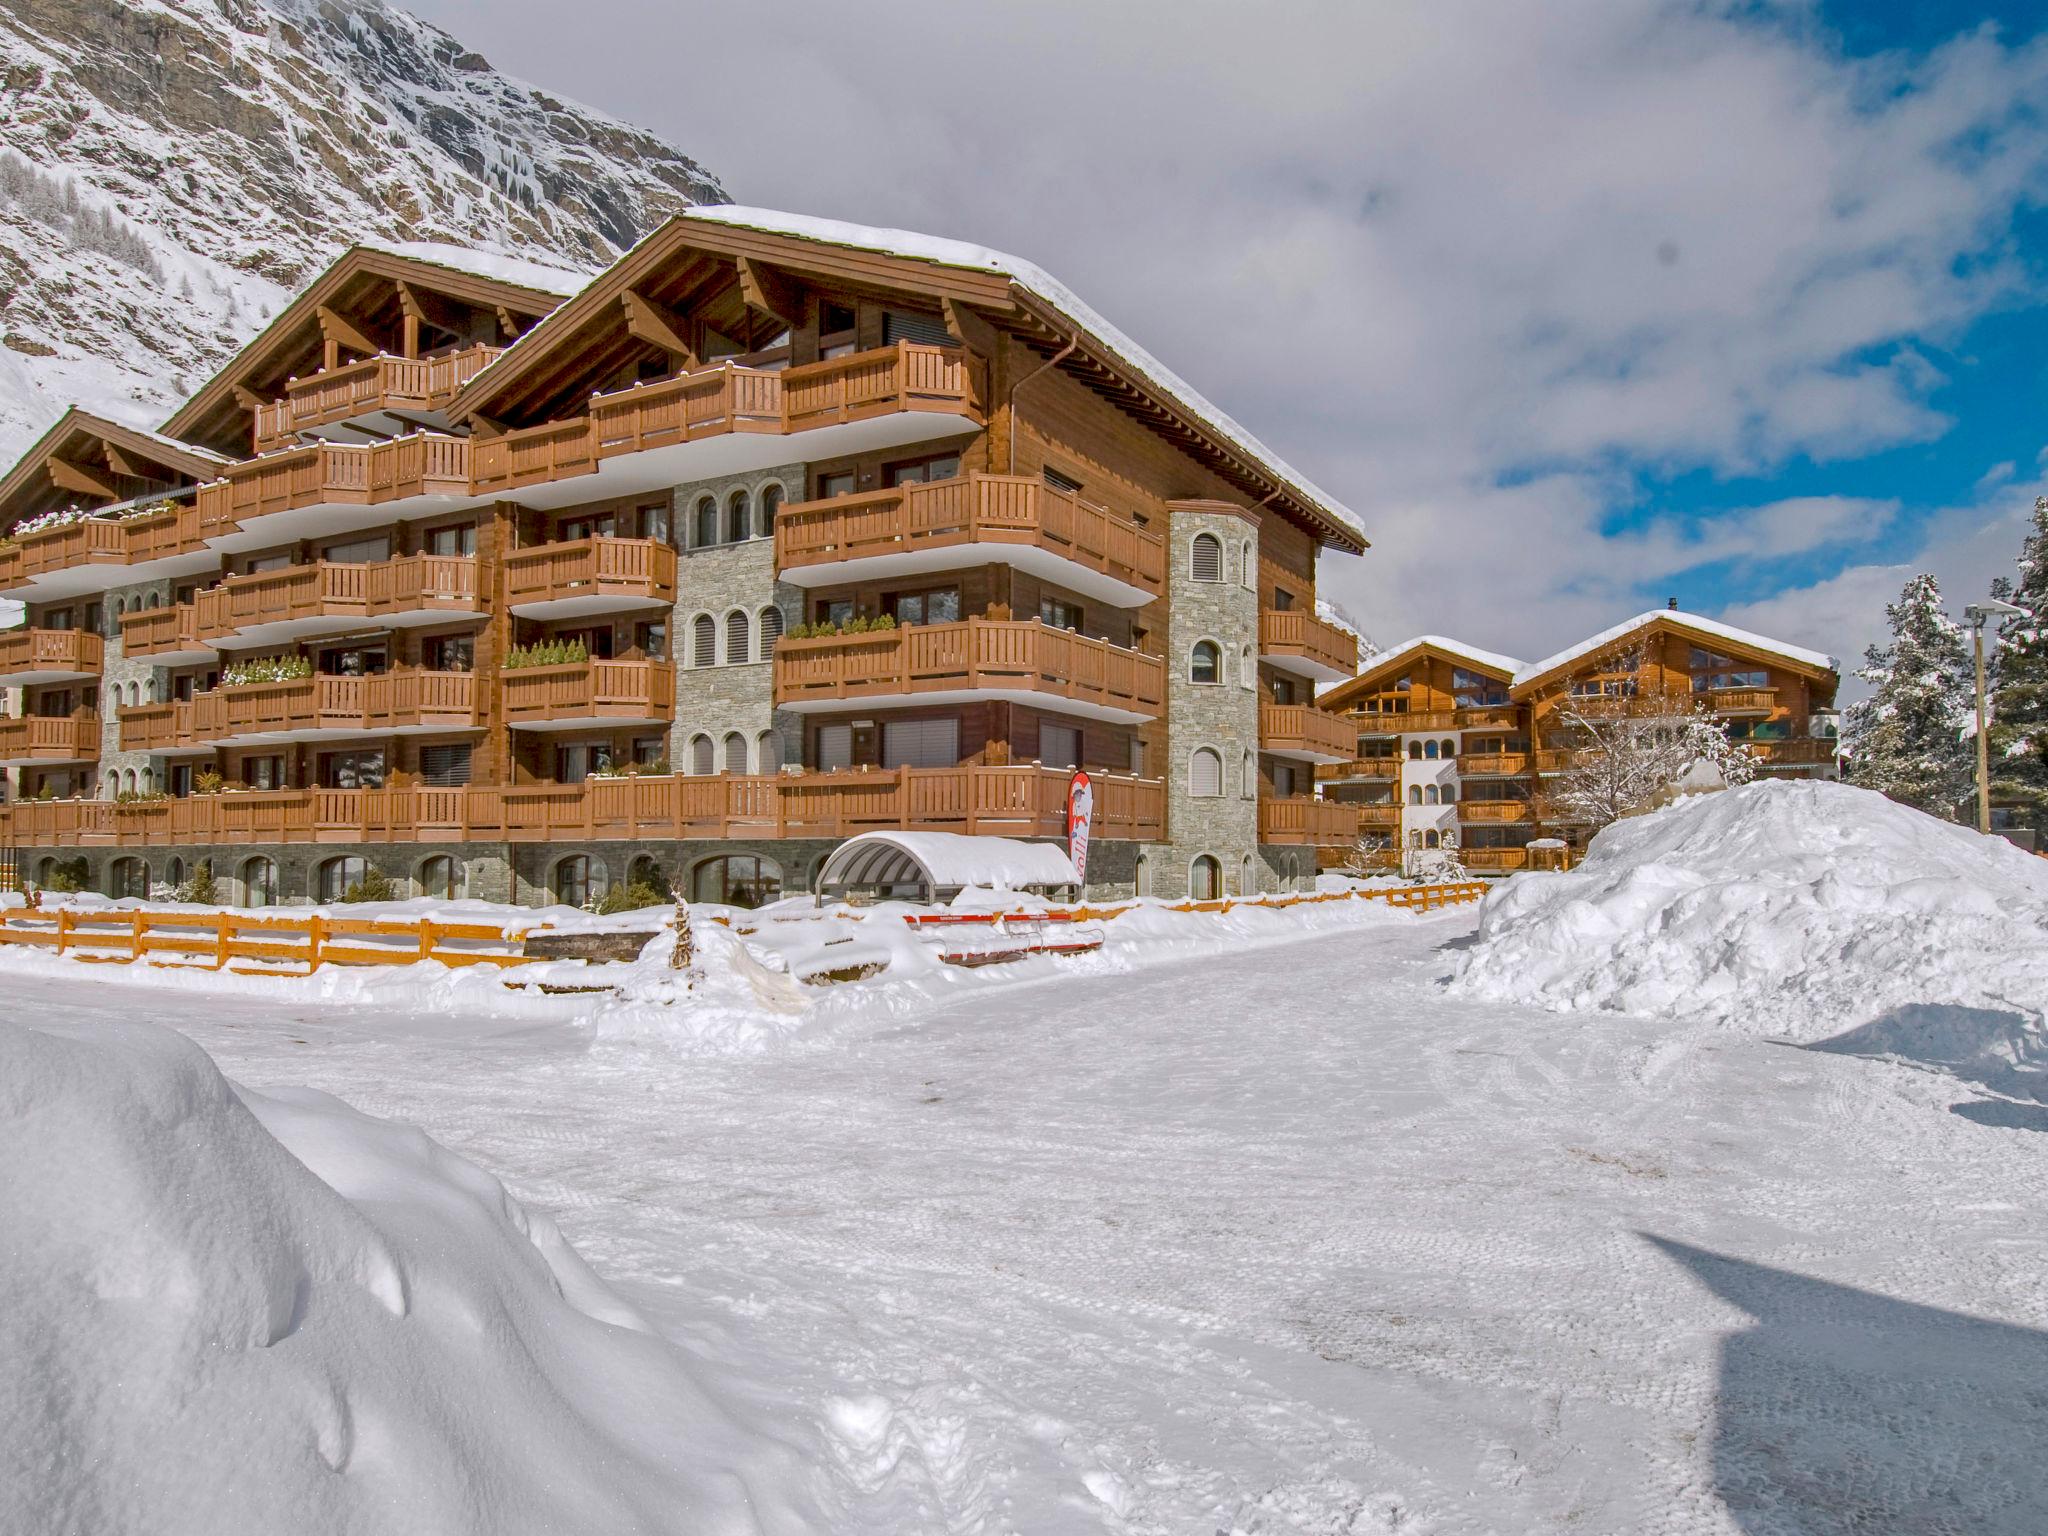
(722, 732), (749, 774)
(692, 614), (715, 667)
(1189, 747), (1222, 797)
(882, 310), (954, 347)
(1042, 465), (1083, 495)
(419, 744), (472, 787)
(882, 717), (959, 769)
(815, 723), (852, 771)
(758, 484), (783, 539)
(1041, 722), (1080, 770)
(757, 729), (781, 772)
(759, 607), (784, 658)
(726, 610), (751, 665)
(1190, 533), (1221, 582)
(689, 734), (715, 776)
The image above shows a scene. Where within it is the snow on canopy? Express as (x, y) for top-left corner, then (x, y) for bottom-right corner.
(1512, 609), (1837, 690)
(353, 239), (598, 298)
(683, 205), (1365, 550)
(816, 831), (1078, 898)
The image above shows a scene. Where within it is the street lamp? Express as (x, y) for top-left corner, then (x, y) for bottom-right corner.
(1963, 597), (2026, 835)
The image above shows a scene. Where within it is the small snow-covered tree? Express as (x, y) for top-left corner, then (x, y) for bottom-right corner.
(1844, 573), (1973, 819)
(1986, 497), (2048, 833)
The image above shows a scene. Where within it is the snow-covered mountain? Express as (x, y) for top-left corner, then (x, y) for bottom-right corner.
(0, 0), (726, 461)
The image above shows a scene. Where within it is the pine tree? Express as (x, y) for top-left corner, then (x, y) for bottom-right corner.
(1844, 573), (1974, 818)
(1986, 496), (2048, 834)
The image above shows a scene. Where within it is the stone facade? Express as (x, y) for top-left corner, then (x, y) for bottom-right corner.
(99, 576), (176, 797)
(36, 841), (516, 906)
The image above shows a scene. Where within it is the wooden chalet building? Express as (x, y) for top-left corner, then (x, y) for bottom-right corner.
(1317, 609), (1841, 874)
(0, 210), (1365, 906)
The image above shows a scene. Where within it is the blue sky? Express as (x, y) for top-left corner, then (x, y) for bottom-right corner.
(404, 0), (2048, 689)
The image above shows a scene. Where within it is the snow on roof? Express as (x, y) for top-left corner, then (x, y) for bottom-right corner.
(1512, 610), (1837, 689)
(1365, 634), (1525, 680)
(353, 239), (596, 299)
(115, 419), (233, 465)
(817, 831), (1078, 894)
(683, 205), (1365, 549)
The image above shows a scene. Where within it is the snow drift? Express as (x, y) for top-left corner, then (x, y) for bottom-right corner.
(0, 1018), (822, 1535)
(1449, 779), (2048, 1038)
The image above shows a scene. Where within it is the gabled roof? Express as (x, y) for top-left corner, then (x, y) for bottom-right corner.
(1320, 634), (1524, 711)
(1510, 610), (1839, 694)
(160, 243), (586, 455)
(0, 409), (229, 533)
(452, 206), (1366, 554)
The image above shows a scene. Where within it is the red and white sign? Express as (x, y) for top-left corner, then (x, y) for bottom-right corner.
(1066, 769), (1094, 887)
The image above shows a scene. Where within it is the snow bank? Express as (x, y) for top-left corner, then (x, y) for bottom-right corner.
(1449, 780), (2048, 1038)
(0, 1017), (822, 1535)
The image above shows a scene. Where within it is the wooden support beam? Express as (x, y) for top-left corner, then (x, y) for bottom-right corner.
(316, 304), (381, 362)
(736, 256), (799, 329)
(942, 297), (1000, 358)
(47, 458), (116, 499)
(496, 305), (524, 340)
(231, 384), (267, 412)
(100, 442), (143, 481)
(620, 289), (697, 368)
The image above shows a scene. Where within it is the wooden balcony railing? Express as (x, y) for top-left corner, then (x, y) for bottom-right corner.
(1259, 702), (1354, 760)
(1458, 752), (1531, 776)
(499, 659), (674, 725)
(1750, 737), (1838, 766)
(503, 537), (678, 610)
(1455, 705), (1518, 729)
(468, 418), (597, 496)
(120, 700), (195, 754)
(1460, 800), (1530, 823)
(191, 670), (479, 741)
(589, 363), (784, 458)
(0, 497), (218, 589)
(0, 767), (1166, 848)
(0, 711), (100, 762)
(1462, 847), (1531, 871)
(1316, 757), (1399, 781)
(255, 346), (503, 448)
(1352, 709), (1458, 734)
(193, 556), (479, 642)
(777, 473), (1165, 597)
(1259, 609), (1357, 677)
(195, 434), (471, 527)
(119, 604), (205, 660)
(0, 628), (103, 681)
(773, 619), (1164, 717)
(1354, 803), (1401, 826)
(1534, 748), (1579, 773)
(779, 342), (984, 432)
(1259, 796), (1357, 846)
(1705, 687), (1778, 715)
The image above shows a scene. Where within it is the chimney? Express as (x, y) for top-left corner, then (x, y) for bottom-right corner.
(1667, 597), (1678, 611)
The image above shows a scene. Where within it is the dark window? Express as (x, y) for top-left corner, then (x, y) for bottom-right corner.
(690, 854), (783, 909)
(1040, 597), (1082, 631)
(418, 744), (472, 787)
(1042, 465), (1083, 496)
(885, 453), (961, 487)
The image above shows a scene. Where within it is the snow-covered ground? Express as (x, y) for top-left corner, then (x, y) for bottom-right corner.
(6, 869), (2046, 1532)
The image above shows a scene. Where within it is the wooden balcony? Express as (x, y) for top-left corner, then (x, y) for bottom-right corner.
(1705, 687), (1778, 716)
(504, 537), (677, 618)
(119, 700), (198, 755)
(1534, 748), (1580, 773)
(119, 604), (210, 663)
(1458, 752), (1531, 776)
(500, 659), (674, 728)
(1258, 608), (1357, 682)
(468, 418), (598, 497)
(0, 711), (100, 763)
(0, 628), (102, 685)
(1355, 803), (1401, 826)
(1455, 705), (1519, 729)
(1353, 709), (1458, 735)
(254, 346), (503, 449)
(1259, 796), (1358, 846)
(588, 362), (784, 458)
(1460, 800), (1530, 823)
(0, 501), (215, 596)
(1316, 757), (1399, 781)
(193, 556), (480, 645)
(1752, 737), (1838, 768)
(195, 434), (471, 532)
(779, 342), (984, 433)
(191, 670), (479, 743)
(776, 473), (1165, 604)
(1463, 847), (1531, 872)
(773, 619), (1164, 722)
(1260, 702), (1353, 762)
(0, 766), (1167, 848)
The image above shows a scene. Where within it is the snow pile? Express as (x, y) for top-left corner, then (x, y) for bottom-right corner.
(0, 1016), (821, 1535)
(1449, 780), (2048, 1037)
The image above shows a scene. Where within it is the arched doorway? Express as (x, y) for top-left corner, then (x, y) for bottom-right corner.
(690, 854), (782, 909)
(1190, 854), (1222, 902)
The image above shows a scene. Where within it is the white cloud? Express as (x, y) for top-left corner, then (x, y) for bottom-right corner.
(404, 0), (2048, 658)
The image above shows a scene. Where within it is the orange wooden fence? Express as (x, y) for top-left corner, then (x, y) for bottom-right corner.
(0, 905), (543, 975)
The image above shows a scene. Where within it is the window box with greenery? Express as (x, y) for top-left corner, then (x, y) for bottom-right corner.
(503, 639), (591, 669)
(220, 655), (313, 687)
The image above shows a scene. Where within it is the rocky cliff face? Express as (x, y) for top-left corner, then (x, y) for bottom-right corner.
(0, 0), (726, 460)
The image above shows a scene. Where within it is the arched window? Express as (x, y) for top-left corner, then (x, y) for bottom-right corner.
(725, 609), (751, 665)
(417, 855), (458, 900)
(1232, 542), (1245, 585)
(1135, 851), (1152, 897)
(109, 857), (148, 900)
(1407, 741), (1423, 760)
(1241, 854), (1255, 897)
(757, 483), (783, 540)
(1190, 532), (1221, 583)
(1190, 854), (1222, 901)
(138, 768), (153, 794)
(553, 855), (591, 909)
(627, 855), (668, 898)
(1242, 748), (1256, 800)
(1190, 640), (1220, 684)
(1423, 740), (1439, 760)
(1243, 545), (1257, 591)
(693, 496), (720, 548)
(727, 490), (752, 543)
(1424, 830), (1440, 849)
(759, 606), (784, 658)
(757, 728), (781, 772)
(1241, 644), (1255, 689)
(1441, 783), (1456, 804)
(316, 856), (366, 903)
(1189, 746), (1222, 798)
(1408, 785), (1423, 805)
(166, 856), (186, 892)
(689, 734), (715, 776)
(691, 614), (716, 667)
(722, 731), (749, 774)
(691, 854), (783, 909)
(1423, 784), (1439, 805)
